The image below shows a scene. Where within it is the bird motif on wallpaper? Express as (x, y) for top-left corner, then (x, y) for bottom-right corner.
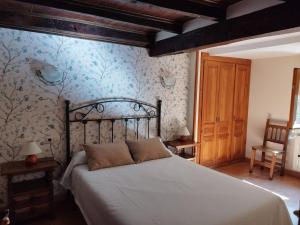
(30, 59), (63, 86)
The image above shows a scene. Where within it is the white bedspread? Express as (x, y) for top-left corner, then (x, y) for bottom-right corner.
(63, 155), (292, 225)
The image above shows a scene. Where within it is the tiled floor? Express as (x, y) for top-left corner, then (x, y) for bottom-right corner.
(24, 161), (300, 225)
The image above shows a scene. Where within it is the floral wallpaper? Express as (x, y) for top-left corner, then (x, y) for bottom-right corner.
(0, 28), (190, 204)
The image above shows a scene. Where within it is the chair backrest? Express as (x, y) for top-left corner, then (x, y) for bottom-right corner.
(263, 119), (289, 151)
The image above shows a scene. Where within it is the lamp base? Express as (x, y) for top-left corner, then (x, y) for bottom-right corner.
(25, 154), (38, 165)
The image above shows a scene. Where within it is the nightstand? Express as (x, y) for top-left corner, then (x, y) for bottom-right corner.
(164, 139), (199, 162)
(1, 157), (57, 224)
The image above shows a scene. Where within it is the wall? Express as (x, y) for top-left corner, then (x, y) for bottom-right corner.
(187, 51), (196, 132)
(0, 28), (191, 204)
(247, 55), (300, 171)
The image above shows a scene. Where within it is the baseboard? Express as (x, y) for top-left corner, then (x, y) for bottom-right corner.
(199, 157), (246, 168)
(285, 169), (300, 179)
(245, 157), (300, 179)
(216, 158), (247, 168)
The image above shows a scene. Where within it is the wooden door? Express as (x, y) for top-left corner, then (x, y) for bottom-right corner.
(231, 64), (251, 160)
(200, 60), (219, 166)
(215, 62), (235, 164)
(196, 53), (251, 167)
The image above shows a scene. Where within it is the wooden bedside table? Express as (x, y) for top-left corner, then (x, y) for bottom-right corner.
(1, 157), (57, 224)
(164, 139), (199, 162)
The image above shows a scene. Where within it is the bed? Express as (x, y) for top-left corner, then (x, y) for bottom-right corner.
(61, 98), (292, 225)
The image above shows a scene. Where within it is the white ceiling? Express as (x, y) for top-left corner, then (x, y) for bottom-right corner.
(209, 43), (300, 59)
(205, 30), (300, 59)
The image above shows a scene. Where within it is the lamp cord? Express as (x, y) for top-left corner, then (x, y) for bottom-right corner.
(48, 138), (62, 167)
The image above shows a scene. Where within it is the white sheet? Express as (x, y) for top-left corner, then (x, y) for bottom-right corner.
(63, 155), (292, 225)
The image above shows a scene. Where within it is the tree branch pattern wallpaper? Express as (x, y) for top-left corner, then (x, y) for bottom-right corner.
(0, 28), (191, 204)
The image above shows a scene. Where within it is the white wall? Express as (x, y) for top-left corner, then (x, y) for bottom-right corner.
(247, 55), (300, 171)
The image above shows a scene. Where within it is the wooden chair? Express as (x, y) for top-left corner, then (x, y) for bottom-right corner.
(249, 119), (289, 180)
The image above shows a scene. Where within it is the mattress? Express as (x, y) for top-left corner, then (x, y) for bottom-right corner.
(62, 155), (292, 225)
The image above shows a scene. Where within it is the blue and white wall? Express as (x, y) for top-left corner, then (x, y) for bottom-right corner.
(0, 28), (191, 204)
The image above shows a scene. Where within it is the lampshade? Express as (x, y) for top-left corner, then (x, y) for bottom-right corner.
(20, 141), (42, 156)
(177, 126), (190, 136)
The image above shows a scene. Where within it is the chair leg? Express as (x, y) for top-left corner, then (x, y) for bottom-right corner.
(280, 153), (286, 176)
(269, 153), (276, 180)
(261, 152), (265, 170)
(280, 167), (285, 176)
(249, 149), (256, 173)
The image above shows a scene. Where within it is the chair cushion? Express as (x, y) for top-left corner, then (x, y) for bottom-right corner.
(252, 145), (284, 154)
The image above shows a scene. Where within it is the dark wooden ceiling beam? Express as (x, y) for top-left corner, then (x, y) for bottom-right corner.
(136, 0), (226, 20)
(16, 0), (182, 34)
(0, 0), (150, 35)
(149, 1), (300, 56)
(0, 10), (149, 47)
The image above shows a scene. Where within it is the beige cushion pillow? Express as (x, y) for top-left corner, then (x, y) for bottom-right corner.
(126, 137), (171, 163)
(82, 142), (134, 171)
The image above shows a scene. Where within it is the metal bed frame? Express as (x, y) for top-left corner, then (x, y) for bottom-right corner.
(65, 97), (162, 163)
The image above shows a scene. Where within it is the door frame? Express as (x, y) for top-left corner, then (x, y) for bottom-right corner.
(288, 68), (300, 128)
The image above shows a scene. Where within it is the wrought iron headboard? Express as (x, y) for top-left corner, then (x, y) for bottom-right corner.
(65, 97), (162, 163)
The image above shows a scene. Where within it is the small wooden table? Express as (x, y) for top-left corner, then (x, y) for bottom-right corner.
(1, 157), (57, 224)
(164, 139), (199, 161)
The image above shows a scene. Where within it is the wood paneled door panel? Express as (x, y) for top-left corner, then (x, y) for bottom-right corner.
(200, 60), (219, 166)
(202, 61), (219, 124)
(231, 64), (251, 160)
(197, 53), (251, 167)
(215, 62), (235, 164)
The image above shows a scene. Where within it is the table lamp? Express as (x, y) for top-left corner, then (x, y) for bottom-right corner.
(21, 141), (42, 165)
(177, 126), (190, 141)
